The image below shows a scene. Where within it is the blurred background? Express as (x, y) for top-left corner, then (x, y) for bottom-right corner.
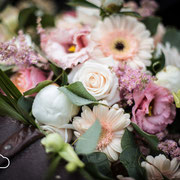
(0, 0), (180, 28)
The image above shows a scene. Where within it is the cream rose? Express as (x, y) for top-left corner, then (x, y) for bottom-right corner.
(68, 60), (120, 105)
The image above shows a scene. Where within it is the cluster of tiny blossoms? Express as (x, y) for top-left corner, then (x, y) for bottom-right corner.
(158, 140), (180, 160)
(116, 65), (152, 105)
(0, 31), (39, 66)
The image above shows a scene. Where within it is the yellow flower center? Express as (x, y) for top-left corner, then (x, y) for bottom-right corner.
(148, 106), (153, 117)
(68, 45), (76, 53)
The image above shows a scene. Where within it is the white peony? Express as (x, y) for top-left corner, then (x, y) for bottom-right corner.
(68, 59), (120, 106)
(155, 65), (180, 92)
(141, 154), (180, 180)
(32, 84), (79, 142)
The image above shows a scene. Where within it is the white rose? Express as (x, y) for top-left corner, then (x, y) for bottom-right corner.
(68, 60), (120, 105)
(32, 84), (79, 128)
(155, 65), (180, 92)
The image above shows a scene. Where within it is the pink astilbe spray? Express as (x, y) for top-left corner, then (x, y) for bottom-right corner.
(158, 140), (180, 161)
(0, 31), (40, 66)
(116, 65), (152, 106)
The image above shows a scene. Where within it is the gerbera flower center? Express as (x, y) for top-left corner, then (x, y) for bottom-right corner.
(115, 42), (125, 51)
(97, 121), (113, 151)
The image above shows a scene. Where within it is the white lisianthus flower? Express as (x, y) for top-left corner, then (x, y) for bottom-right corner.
(32, 84), (79, 142)
(90, 15), (154, 70)
(155, 65), (180, 92)
(73, 102), (131, 161)
(117, 175), (135, 180)
(141, 154), (180, 180)
(157, 43), (180, 68)
(76, 0), (101, 27)
(68, 59), (120, 106)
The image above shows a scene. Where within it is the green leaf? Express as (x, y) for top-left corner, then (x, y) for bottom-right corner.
(142, 16), (161, 36)
(18, 6), (37, 29)
(147, 50), (165, 75)
(163, 28), (180, 52)
(41, 14), (55, 27)
(82, 152), (113, 180)
(173, 90), (180, 108)
(75, 120), (101, 155)
(17, 96), (34, 113)
(132, 123), (159, 151)
(45, 155), (61, 180)
(120, 129), (146, 180)
(119, 11), (141, 18)
(68, 0), (100, 9)
(61, 70), (68, 86)
(0, 94), (27, 124)
(24, 80), (52, 96)
(50, 63), (62, 77)
(0, 69), (22, 100)
(59, 81), (98, 106)
(0, 65), (14, 71)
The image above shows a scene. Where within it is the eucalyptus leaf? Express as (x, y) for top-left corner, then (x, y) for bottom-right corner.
(0, 65), (14, 71)
(82, 152), (113, 180)
(132, 123), (159, 151)
(142, 16), (161, 36)
(59, 81), (97, 106)
(120, 129), (146, 180)
(24, 80), (52, 96)
(75, 120), (101, 155)
(163, 28), (180, 52)
(68, 0), (100, 9)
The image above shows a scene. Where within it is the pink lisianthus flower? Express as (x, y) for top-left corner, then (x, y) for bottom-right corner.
(40, 21), (91, 70)
(132, 82), (176, 134)
(11, 66), (47, 94)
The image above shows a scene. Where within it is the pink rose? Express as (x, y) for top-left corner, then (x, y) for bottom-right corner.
(132, 82), (176, 134)
(11, 66), (47, 93)
(40, 24), (91, 69)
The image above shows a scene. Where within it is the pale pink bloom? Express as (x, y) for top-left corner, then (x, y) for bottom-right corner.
(40, 23), (91, 69)
(90, 16), (154, 70)
(11, 66), (47, 93)
(73, 103), (131, 161)
(132, 82), (176, 134)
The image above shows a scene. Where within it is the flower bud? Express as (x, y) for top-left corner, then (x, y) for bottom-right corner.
(66, 162), (78, 172)
(41, 133), (65, 153)
(32, 84), (79, 128)
(102, 0), (124, 13)
(59, 144), (84, 168)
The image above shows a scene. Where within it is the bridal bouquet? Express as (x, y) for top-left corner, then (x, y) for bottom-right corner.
(0, 0), (180, 179)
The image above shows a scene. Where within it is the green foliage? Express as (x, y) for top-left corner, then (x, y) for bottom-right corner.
(75, 120), (101, 155)
(163, 28), (180, 52)
(18, 6), (55, 29)
(67, 0), (100, 9)
(147, 50), (165, 75)
(17, 96), (34, 113)
(132, 123), (159, 151)
(142, 16), (161, 36)
(59, 81), (98, 106)
(24, 80), (52, 96)
(120, 129), (146, 180)
(81, 152), (113, 180)
(0, 65), (14, 71)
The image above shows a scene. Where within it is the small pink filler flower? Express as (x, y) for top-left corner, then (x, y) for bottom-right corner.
(132, 82), (176, 134)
